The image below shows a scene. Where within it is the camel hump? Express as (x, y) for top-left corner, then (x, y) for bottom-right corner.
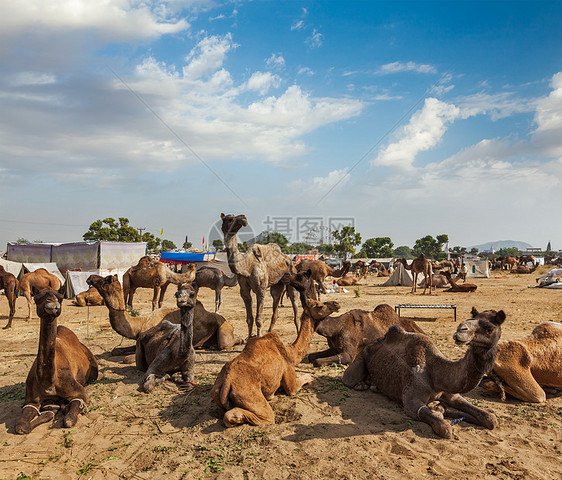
(532, 321), (562, 339)
(373, 304), (395, 315)
(496, 341), (532, 369)
(384, 324), (407, 342)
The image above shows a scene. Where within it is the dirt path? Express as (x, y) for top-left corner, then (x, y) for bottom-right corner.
(0, 266), (560, 479)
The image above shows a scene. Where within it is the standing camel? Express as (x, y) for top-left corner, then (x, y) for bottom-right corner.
(296, 259), (351, 294)
(194, 266), (238, 313)
(19, 269), (62, 321)
(123, 256), (196, 310)
(0, 265), (18, 329)
(15, 287), (98, 434)
(395, 255), (433, 294)
(221, 213), (298, 338)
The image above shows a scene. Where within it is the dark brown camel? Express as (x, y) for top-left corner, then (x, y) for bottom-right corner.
(194, 266), (238, 312)
(296, 259), (350, 294)
(0, 265), (18, 329)
(15, 288), (98, 434)
(211, 298), (340, 427)
(395, 255), (433, 294)
(343, 307), (505, 438)
(135, 283), (197, 393)
(441, 271), (478, 292)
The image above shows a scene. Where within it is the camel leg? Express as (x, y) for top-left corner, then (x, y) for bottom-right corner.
(404, 399), (452, 439)
(440, 392), (497, 430)
(215, 287), (222, 313)
(255, 290), (265, 337)
(158, 283), (169, 309)
(287, 286), (299, 333)
(281, 368), (313, 396)
(318, 280), (328, 295)
(127, 287), (137, 309)
(342, 350), (369, 390)
(268, 283), (284, 333)
(491, 366), (547, 403)
(223, 403), (275, 427)
(308, 347), (338, 365)
(23, 290), (33, 320)
(15, 403), (55, 435)
(239, 281), (254, 338)
(63, 393), (88, 428)
(3, 288), (16, 328)
(151, 287), (159, 311)
(313, 350), (355, 367)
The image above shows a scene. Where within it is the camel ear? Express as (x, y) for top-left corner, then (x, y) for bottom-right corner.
(471, 307), (479, 317)
(220, 213), (225, 219)
(305, 269), (313, 278)
(58, 284), (65, 297)
(492, 310), (506, 325)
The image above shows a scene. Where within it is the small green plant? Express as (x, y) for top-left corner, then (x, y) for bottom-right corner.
(354, 287), (360, 297)
(153, 445), (175, 453)
(63, 431), (73, 448)
(76, 462), (97, 475)
(204, 457), (224, 473)
(16, 473), (32, 480)
(126, 306), (140, 317)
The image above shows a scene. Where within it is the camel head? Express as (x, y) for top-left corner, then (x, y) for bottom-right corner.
(34, 288), (64, 319)
(285, 269), (313, 293)
(305, 298), (340, 324)
(175, 283), (197, 309)
(220, 213), (248, 237)
(454, 307), (506, 348)
(87, 274), (124, 309)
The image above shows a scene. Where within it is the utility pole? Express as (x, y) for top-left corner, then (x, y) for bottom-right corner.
(137, 227), (146, 239)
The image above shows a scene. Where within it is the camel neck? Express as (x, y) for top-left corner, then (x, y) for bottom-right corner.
(37, 316), (57, 385)
(179, 307), (194, 357)
(433, 345), (497, 394)
(224, 234), (250, 276)
(286, 315), (315, 365)
(106, 305), (142, 339)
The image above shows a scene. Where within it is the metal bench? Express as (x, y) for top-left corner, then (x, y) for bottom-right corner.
(395, 304), (457, 322)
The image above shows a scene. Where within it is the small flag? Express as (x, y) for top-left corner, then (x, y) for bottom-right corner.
(202, 236), (205, 245)
(185, 235), (188, 244)
(160, 228), (163, 236)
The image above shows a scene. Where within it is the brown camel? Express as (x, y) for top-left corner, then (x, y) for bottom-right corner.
(351, 260), (368, 277)
(441, 271), (477, 292)
(0, 265), (18, 329)
(418, 274), (450, 289)
(87, 275), (242, 356)
(511, 263), (538, 274)
(296, 259), (351, 294)
(343, 308), (505, 438)
(194, 266), (238, 313)
(135, 283), (197, 393)
(501, 256), (519, 271)
(481, 321), (562, 403)
(518, 255), (535, 266)
(336, 274), (366, 286)
(221, 213), (298, 338)
(122, 256), (196, 310)
(395, 255), (433, 294)
(71, 286), (104, 307)
(15, 288), (98, 434)
(211, 298), (340, 427)
(19, 269), (62, 321)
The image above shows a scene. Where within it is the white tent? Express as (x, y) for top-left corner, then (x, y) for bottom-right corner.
(381, 263), (413, 287)
(22, 263), (65, 284)
(64, 270), (126, 298)
(465, 259), (490, 278)
(0, 258), (23, 277)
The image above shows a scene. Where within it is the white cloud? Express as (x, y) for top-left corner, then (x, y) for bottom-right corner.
(0, 0), (189, 40)
(291, 20), (304, 31)
(245, 71), (281, 95)
(297, 67), (314, 76)
(458, 91), (534, 120)
(373, 98), (461, 169)
(183, 34), (238, 80)
(531, 72), (562, 157)
(379, 61), (437, 75)
(290, 168), (351, 198)
(265, 53), (285, 70)
(306, 29), (323, 49)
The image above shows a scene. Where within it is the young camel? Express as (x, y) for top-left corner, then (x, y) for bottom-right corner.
(15, 288), (98, 434)
(0, 265), (18, 329)
(71, 286), (104, 307)
(336, 274), (366, 286)
(87, 275), (242, 356)
(194, 266), (238, 313)
(123, 256), (196, 310)
(19, 268), (62, 320)
(211, 298), (340, 427)
(135, 283), (197, 393)
(395, 255), (433, 294)
(441, 271), (478, 293)
(343, 308), (505, 438)
(296, 259), (351, 294)
(481, 321), (562, 403)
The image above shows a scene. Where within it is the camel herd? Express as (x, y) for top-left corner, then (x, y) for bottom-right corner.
(2, 213), (561, 440)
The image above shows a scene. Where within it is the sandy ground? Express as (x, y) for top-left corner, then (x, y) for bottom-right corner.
(0, 266), (561, 480)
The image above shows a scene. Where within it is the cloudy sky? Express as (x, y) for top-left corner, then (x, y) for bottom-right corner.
(0, 1), (561, 251)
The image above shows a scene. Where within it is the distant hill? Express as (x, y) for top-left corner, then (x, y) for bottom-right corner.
(470, 240), (533, 252)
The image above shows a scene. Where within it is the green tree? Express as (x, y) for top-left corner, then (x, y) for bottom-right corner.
(470, 247), (480, 255)
(161, 239), (176, 251)
(353, 250), (367, 258)
(141, 232), (161, 252)
(362, 237), (394, 258)
(413, 234), (449, 260)
(289, 242), (314, 254)
(258, 232), (289, 252)
(393, 245), (414, 259)
(452, 246), (467, 254)
(183, 241), (192, 250)
(238, 242), (248, 253)
(332, 227), (361, 255)
(317, 243), (335, 255)
(497, 247), (519, 257)
(212, 239), (224, 252)
(83, 217), (141, 242)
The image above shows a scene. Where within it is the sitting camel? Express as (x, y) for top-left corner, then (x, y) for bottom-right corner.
(343, 308), (506, 438)
(0, 265), (18, 329)
(481, 321), (562, 403)
(441, 271), (477, 293)
(19, 269), (62, 321)
(296, 259), (350, 294)
(511, 264), (538, 274)
(395, 255), (433, 295)
(123, 256), (196, 310)
(71, 286), (104, 307)
(336, 274), (366, 286)
(194, 266), (238, 313)
(87, 275), (242, 356)
(418, 274), (451, 289)
(135, 283), (197, 392)
(15, 288), (98, 434)
(211, 298), (340, 427)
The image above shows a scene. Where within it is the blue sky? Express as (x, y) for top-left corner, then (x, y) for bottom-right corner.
(0, 1), (561, 251)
